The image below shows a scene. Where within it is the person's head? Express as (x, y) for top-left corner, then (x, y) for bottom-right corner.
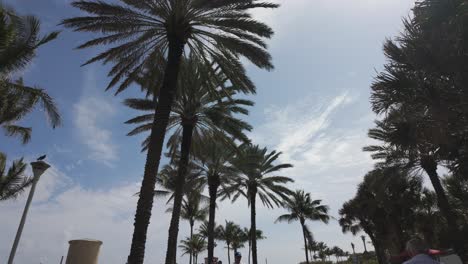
(406, 237), (429, 257)
(234, 252), (242, 264)
(218, 261), (222, 264)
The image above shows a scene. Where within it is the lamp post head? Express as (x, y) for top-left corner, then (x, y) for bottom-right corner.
(30, 161), (50, 178)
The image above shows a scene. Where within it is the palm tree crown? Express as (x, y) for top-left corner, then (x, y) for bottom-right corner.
(276, 190), (329, 264)
(0, 4), (60, 144)
(276, 190), (330, 224)
(62, 0), (278, 94)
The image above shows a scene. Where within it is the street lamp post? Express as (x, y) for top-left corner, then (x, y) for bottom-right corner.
(7, 160), (50, 264)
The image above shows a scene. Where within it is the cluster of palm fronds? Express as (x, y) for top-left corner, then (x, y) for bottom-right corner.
(339, 0), (468, 263)
(0, 4), (60, 201)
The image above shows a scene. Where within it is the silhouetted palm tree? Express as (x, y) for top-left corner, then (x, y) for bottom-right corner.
(62, 1), (278, 262)
(0, 4), (60, 143)
(243, 228), (265, 264)
(180, 192), (208, 264)
(360, 236), (367, 253)
(195, 139), (236, 263)
(226, 144), (293, 264)
(179, 234), (207, 264)
(364, 113), (461, 253)
(276, 190), (330, 264)
(0, 153), (31, 201)
(216, 221), (242, 264)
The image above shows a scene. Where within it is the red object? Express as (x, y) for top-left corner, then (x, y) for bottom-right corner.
(390, 249), (447, 263)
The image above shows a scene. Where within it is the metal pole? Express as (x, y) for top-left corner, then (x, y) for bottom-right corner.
(7, 161), (49, 264)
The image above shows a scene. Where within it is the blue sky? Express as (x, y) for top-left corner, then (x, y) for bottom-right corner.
(0, 1), (415, 263)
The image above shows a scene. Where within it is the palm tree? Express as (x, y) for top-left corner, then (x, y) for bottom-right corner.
(216, 221), (242, 264)
(0, 4), (61, 143)
(0, 153), (31, 201)
(350, 243), (355, 255)
(179, 234), (207, 264)
(62, 2), (278, 262)
(331, 246), (342, 263)
(226, 144), (294, 264)
(125, 55), (253, 263)
(157, 160), (207, 264)
(180, 192), (208, 264)
(194, 139), (237, 263)
(231, 228), (248, 257)
(360, 236), (367, 253)
(316, 242), (328, 263)
(275, 190), (330, 264)
(243, 228), (266, 264)
(364, 113), (462, 254)
(307, 240), (318, 261)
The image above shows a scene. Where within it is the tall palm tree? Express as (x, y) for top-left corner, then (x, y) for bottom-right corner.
(216, 221), (242, 264)
(226, 144), (294, 264)
(0, 5), (60, 143)
(179, 234), (207, 264)
(62, 2), (278, 262)
(275, 190), (330, 264)
(0, 153), (31, 201)
(125, 56), (253, 263)
(193, 139), (238, 263)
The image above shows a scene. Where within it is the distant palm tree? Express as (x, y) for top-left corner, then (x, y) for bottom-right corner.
(331, 246), (344, 262)
(316, 242), (328, 262)
(351, 243), (355, 255)
(195, 140), (236, 263)
(276, 190), (330, 264)
(0, 153), (31, 201)
(226, 144), (293, 264)
(179, 235), (207, 264)
(361, 235), (367, 253)
(125, 56), (253, 263)
(158, 160), (206, 264)
(243, 228), (266, 264)
(62, 1), (278, 262)
(0, 4), (60, 143)
(180, 192), (208, 264)
(231, 228), (249, 257)
(216, 221), (242, 264)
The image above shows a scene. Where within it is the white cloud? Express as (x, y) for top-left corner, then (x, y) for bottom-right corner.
(246, 91), (376, 255)
(73, 69), (118, 166)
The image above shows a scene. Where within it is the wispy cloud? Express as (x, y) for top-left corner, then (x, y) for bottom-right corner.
(73, 69), (118, 166)
(249, 91), (375, 228)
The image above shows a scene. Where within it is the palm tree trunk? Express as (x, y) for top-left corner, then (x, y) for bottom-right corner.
(207, 175), (220, 264)
(420, 155), (466, 261)
(190, 221), (194, 264)
(369, 235), (386, 264)
(300, 222), (310, 264)
(227, 243), (231, 264)
(165, 123), (195, 264)
(127, 39), (185, 264)
(250, 191), (258, 264)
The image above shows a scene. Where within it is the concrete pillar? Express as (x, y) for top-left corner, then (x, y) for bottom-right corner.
(65, 239), (102, 264)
